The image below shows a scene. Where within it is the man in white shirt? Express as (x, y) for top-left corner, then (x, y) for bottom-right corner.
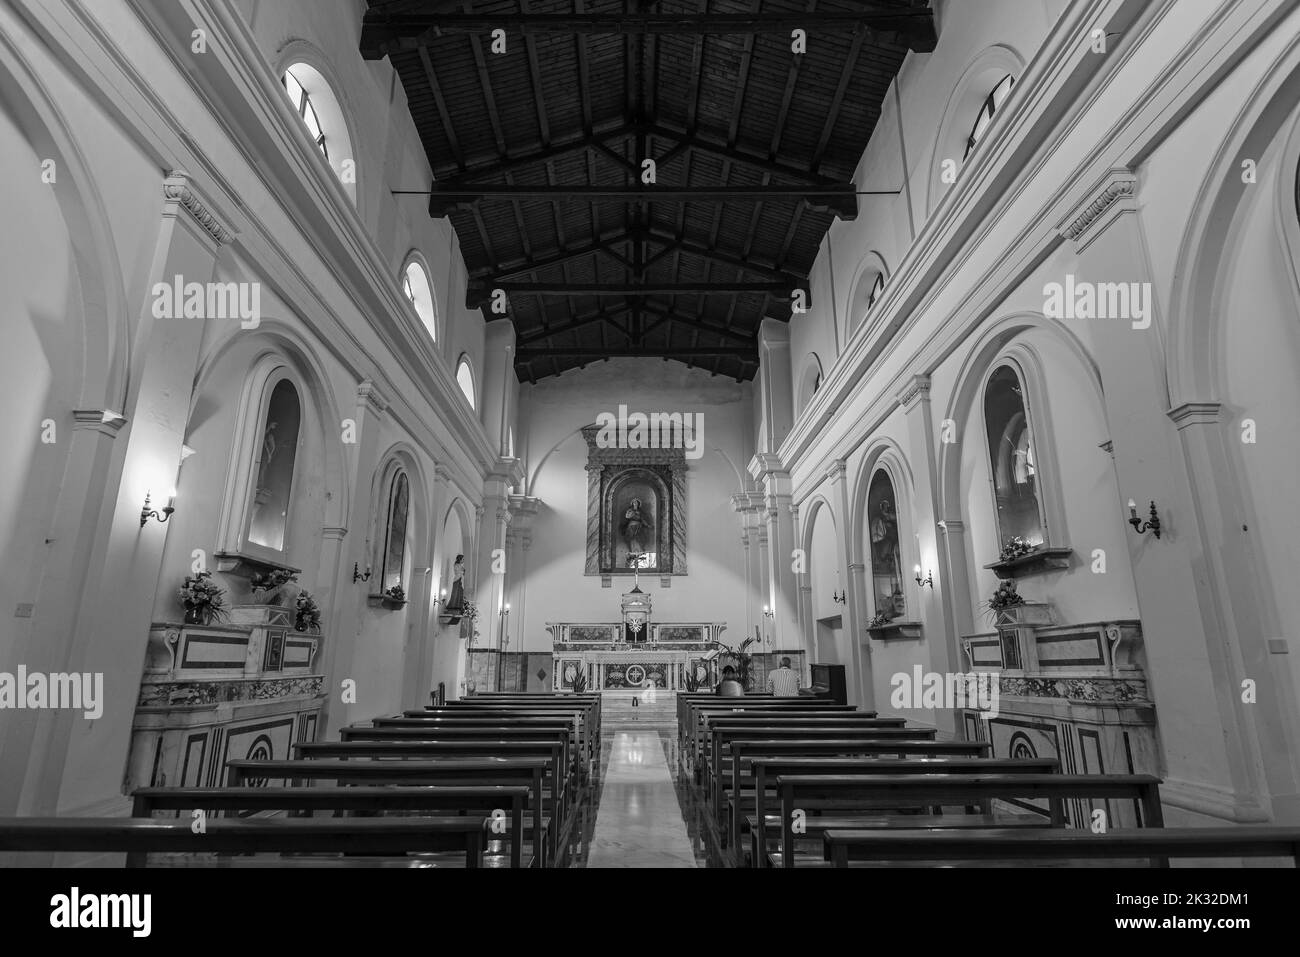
(767, 657), (801, 697)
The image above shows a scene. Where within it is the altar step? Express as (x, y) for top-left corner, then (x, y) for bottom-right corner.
(601, 690), (676, 728)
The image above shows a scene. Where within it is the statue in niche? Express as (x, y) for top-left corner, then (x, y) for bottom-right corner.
(254, 421), (279, 504)
(447, 554), (466, 611)
(869, 496), (905, 622)
(620, 496), (655, 568)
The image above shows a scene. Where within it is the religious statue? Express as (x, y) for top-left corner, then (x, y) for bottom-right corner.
(254, 421), (279, 504)
(870, 499), (898, 569)
(620, 497), (654, 566)
(447, 554), (466, 611)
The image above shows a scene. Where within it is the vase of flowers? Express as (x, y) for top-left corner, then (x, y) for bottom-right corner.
(294, 591), (322, 633)
(984, 579), (1025, 623)
(249, 568), (298, 605)
(179, 572), (228, 625)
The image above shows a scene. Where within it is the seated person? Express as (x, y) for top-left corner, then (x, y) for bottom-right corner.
(715, 665), (745, 697)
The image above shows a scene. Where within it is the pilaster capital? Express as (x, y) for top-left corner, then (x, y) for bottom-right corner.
(896, 374), (932, 412)
(1057, 167), (1138, 249)
(356, 379), (389, 413)
(824, 459), (848, 484)
(163, 170), (236, 247)
(72, 409), (128, 437)
(1167, 401), (1223, 431)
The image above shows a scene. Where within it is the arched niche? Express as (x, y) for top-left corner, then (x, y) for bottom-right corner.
(601, 468), (672, 572)
(799, 495), (845, 664)
(850, 442), (920, 623)
(924, 44), (1026, 218)
(195, 324), (348, 575)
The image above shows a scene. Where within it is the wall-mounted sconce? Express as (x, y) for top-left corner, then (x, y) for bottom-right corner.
(140, 490), (176, 527)
(914, 565), (934, 588)
(1128, 499), (1161, 539)
(762, 605), (775, 620)
(832, 590), (846, 605)
(352, 563), (372, 583)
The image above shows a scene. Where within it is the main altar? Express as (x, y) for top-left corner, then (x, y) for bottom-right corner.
(547, 586), (726, 691)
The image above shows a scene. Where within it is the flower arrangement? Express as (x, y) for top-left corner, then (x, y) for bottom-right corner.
(179, 572), (228, 625)
(294, 591), (322, 633)
(460, 597), (479, 622)
(867, 613), (894, 630)
(998, 536), (1038, 563)
(384, 584), (406, 603)
(984, 579), (1026, 621)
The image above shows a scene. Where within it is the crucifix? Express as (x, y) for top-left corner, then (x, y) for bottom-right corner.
(629, 551), (647, 589)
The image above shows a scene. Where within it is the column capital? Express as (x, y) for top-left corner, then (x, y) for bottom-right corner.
(72, 409), (128, 437)
(896, 374), (932, 411)
(824, 459), (848, 484)
(163, 170), (236, 247)
(1167, 401), (1223, 431)
(433, 463), (452, 483)
(1057, 167), (1137, 249)
(357, 379), (389, 413)
(748, 452), (788, 482)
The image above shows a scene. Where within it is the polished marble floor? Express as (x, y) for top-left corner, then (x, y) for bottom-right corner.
(583, 728), (700, 867)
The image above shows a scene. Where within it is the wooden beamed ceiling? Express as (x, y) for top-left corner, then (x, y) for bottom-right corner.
(363, 0), (935, 382)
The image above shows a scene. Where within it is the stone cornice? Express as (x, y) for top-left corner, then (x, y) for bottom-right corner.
(163, 170), (235, 246)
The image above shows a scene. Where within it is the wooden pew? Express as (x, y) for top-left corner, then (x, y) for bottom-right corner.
(0, 816), (490, 868)
(225, 757), (553, 865)
(403, 712), (595, 780)
(772, 773), (1164, 867)
(131, 785), (531, 868)
(371, 712), (585, 774)
(703, 718), (909, 818)
(682, 701), (859, 761)
(293, 739), (572, 854)
(723, 738), (994, 853)
(703, 722), (933, 799)
(329, 730), (576, 797)
(822, 826), (1300, 867)
(687, 710), (875, 777)
(743, 757), (1059, 865)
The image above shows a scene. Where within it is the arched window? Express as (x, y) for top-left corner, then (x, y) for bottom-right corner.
(402, 258), (437, 341)
(282, 65), (328, 159)
(866, 470), (905, 622)
(866, 273), (886, 311)
(248, 376), (302, 552)
(380, 470), (410, 594)
(983, 363), (1045, 547)
(964, 74), (1015, 161)
(277, 57), (357, 203)
(456, 356), (476, 409)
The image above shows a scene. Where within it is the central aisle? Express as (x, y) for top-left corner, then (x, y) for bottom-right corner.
(584, 730), (699, 868)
